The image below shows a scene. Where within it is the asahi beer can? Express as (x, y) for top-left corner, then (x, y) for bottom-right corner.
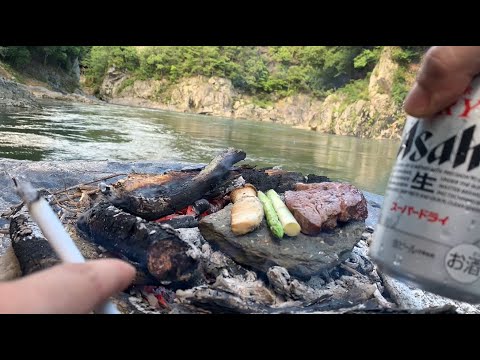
(370, 76), (480, 303)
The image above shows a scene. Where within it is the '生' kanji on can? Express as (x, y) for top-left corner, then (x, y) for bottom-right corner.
(370, 77), (480, 303)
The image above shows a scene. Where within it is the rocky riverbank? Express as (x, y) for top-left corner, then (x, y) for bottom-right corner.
(0, 77), (40, 108)
(27, 85), (101, 105)
(0, 78), (101, 109)
(0, 62), (101, 109)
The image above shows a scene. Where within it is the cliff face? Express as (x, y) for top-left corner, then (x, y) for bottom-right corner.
(0, 62), (40, 108)
(0, 61), (100, 108)
(99, 47), (415, 139)
(309, 47), (410, 139)
(100, 71), (324, 127)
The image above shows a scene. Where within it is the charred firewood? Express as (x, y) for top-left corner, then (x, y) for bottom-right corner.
(234, 168), (330, 193)
(76, 202), (201, 287)
(101, 148), (246, 220)
(233, 168), (301, 192)
(306, 174), (331, 183)
(77, 203), (254, 287)
(203, 173), (245, 199)
(9, 211), (154, 285)
(176, 271), (277, 314)
(111, 292), (151, 314)
(109, 171), (197, 197)
(193, 199), (211, 215)
(156, 199), (214, 229)
(160, 215), (198, 229)
(9, 213), (60, 275)
(175, 287), (272, 314)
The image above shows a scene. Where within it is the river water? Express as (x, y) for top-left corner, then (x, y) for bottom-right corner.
(0, 101), (400, 194)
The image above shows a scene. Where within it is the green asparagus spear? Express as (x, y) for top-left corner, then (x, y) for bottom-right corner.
(257, 191), (284, 239)
(266, 189), (301, 236)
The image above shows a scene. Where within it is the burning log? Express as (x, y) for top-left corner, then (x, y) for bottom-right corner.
(153, 199), (214, 229)
(9, 213), (60, 275)
(109, 171), (196, 196)
(76, 200), (255, 287)
(203, 173), (245, 199)
(233, 167), (330, 193)
(101, 148), (246, 220)
(112, 292), (155, 314)
(76, 202), (200, 286)
(160, 215), (198, 229)
(193, 199), (211, 214)
(8, 208), (155, 286)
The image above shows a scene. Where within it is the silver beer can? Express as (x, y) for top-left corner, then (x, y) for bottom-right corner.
(370, 76), (480, 303)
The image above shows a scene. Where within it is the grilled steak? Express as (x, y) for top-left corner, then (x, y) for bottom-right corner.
(284, 182), (368, 235)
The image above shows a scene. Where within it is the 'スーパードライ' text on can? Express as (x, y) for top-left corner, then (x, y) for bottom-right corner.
(370, 77), (480, 303)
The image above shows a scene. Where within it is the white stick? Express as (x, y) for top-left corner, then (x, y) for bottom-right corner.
(15, 180), (120, 314)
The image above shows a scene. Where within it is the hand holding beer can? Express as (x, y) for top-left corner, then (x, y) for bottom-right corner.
(370, 76), (480, 303)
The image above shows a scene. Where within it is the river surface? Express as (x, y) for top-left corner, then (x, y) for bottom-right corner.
(0, 101), (401, 194)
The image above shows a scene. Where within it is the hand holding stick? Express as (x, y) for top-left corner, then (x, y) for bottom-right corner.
(13, 179), (120, 314)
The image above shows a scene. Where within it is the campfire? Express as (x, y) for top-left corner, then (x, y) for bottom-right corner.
(5, 148), (397, 314)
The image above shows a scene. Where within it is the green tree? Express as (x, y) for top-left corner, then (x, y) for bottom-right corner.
(353, 47), (382, 69)
(83, 46), (138, 88)
(392, 46), (428, 65)
(81, 46), (427, 102)
(4, 47), (31, 67)
(84, 46), (111, 85)
(0, 46), (89, 70)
